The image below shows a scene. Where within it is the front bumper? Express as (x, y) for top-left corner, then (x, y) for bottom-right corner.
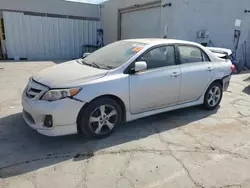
(22, 92), (85, 136)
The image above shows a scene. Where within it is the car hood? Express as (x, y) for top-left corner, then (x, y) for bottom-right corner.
(33, 60), (108, 88)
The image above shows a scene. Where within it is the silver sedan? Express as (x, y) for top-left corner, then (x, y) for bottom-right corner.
(22, 39), (233, 138)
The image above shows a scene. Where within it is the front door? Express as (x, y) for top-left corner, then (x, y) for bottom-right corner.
(178, 45), (214, 103)
(129, 45), (181, 114)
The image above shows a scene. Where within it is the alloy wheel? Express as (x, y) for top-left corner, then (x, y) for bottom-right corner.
(88, 105), (118, 135)
(207, 86), (221, 107)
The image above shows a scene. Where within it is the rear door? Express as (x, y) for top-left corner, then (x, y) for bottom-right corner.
(177, 45), (214, 103)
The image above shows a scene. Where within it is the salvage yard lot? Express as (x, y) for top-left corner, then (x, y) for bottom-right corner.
(0, 61), (250, 188)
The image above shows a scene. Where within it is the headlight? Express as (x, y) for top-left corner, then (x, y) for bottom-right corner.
(41, 88), (81, 101)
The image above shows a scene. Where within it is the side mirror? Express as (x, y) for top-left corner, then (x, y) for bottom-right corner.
(134, 61), (147, 72)
(82, 53), (91, 58)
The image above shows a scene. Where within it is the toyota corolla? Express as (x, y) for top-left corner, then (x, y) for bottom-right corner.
(22, 39), (233, 138)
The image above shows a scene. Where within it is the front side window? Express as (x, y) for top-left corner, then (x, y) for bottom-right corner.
(138, 45), (176, 70)
(82, 41), (147, 69)
(179, 45), (209, 64)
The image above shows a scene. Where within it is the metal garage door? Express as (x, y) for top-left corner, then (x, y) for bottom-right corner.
(121, 6), (161, 40)
(3, 11), (100, 60)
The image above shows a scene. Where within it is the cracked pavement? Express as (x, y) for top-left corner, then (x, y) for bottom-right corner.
(0, 61), (250, 188)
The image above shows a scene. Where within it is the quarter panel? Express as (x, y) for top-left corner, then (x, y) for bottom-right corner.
(200, 60), (232, 97)
(212, 61), (232, 79)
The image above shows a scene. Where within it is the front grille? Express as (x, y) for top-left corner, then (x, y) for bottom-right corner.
(26, 79), (49, 99)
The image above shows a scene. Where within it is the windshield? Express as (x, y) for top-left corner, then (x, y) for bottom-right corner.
(82, 41), (147, 69)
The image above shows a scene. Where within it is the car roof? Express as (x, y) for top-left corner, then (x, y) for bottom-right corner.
(124, 38), (199, 46)
(124, 38), (221, 62)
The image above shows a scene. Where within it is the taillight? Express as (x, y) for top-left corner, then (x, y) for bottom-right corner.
(231, 64), (235, 73)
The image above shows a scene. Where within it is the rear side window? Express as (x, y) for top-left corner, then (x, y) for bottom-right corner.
(179, 45), (210, 64)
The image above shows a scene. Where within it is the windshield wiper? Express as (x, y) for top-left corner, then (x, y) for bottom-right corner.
(77, 59), (108, 70)
(103, 65), (114, 70)
(77, 59), (100, 69)
(76, 59), (83, 65)
(91, 62), (100, 69)
(77, 59), (90, 66)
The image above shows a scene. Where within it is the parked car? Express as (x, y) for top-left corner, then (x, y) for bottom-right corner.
(207, 47), (242, 74)
(22, 39), (234, 138)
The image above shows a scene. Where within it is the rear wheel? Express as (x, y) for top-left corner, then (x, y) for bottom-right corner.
(79, 98), (122, 138)
(203, 82), (223, 110)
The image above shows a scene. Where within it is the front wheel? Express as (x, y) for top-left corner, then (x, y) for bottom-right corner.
(79, 98), (122, 139)
(203, 82), (223, 110)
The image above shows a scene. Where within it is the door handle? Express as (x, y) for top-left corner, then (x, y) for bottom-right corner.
(171, 72), (181, 77)
(207, 67), (213, 71)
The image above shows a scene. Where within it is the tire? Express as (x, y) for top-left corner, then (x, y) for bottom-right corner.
(203, 82), (223, 110)
(79, 98), (122, 139)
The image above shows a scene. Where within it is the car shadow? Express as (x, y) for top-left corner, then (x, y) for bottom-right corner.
(0, 106), (218, 178)
(243, 76), (250, 82)
(243, 85), (250, 95)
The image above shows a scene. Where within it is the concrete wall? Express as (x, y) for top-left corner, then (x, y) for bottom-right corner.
(0, 0), (100, 18)
(102, 0), (250, 66)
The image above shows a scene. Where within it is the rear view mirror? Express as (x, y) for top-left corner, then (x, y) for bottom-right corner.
(134, 61), (147, 72)
(82, 53), (91, 58)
